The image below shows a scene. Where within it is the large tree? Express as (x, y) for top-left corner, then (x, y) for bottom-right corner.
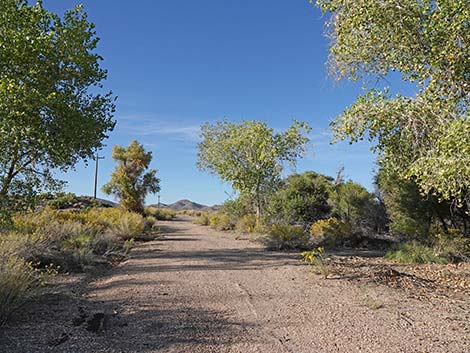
(0, 0), (116, 217)
(103, 141), (160, 213)
(314, 0), (470, 214)
(197, 120), (310, 220)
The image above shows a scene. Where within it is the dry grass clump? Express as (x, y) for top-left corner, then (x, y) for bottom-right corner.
(0, 234), (57, 324)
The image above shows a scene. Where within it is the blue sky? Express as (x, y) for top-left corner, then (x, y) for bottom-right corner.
(47, 0), (404, 206)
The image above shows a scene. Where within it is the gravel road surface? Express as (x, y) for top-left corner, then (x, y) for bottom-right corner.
(1, 216), (468, 352)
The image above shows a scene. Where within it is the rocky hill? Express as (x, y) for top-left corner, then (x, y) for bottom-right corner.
(149, 199), (219, 211)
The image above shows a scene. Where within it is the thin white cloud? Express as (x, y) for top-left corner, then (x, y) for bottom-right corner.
(117, 114), (202, 141)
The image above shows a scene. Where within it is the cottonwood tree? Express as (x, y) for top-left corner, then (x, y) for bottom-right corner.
(0, 0), (116, 219)
(103, 141), (160, 213)
(197, 120), (310, 221)
(314, 0), (470, 214)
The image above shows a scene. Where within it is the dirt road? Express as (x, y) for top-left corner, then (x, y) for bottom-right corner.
(2, 216), (469, 352)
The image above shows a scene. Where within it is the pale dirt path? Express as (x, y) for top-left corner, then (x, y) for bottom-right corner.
(84, 216), (468, 353)
(1, 216), (469, 352)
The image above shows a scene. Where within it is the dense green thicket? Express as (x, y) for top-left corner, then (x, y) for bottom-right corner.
(202, 170), (387, 250)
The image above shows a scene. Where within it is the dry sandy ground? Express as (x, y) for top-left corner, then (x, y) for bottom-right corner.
(1, 216), (469, 353)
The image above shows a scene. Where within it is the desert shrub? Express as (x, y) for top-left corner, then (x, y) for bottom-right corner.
(193, 212), (210, 226)
(0, 206), (146, 323)
(22, 223), (98, 271)
(301, 247), (331, 278)
(385, 241), (448, 264)
(0, 255), (40, 324)
(91, 231), (121, 255)
(253, 222), (270, 234)
(10, 207), (145, 270)
(145, 207), (176, 221)
(0, 235), (57, 323)
(309, 217), (353, 247)
(264, 224), (309, 250)
(108, 212), (146, 241)
(209, 213), (234, 231)
(236, 214), (257, 233)
(82, 208), (126, 231)
(179, 210), (203, 217)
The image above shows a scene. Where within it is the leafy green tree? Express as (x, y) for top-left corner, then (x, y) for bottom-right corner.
(315, 0), (470, 209)
(267, 172), (332, 227)
(103, 141), (160, 213)
(377, 168), (469, 237)
(331, 180), (386, 234)
(376, 169), (434, 237)
(197, 120), (310, 221)
(0, 0), (115, 218)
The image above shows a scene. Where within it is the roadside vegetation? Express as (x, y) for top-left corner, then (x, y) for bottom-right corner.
(194, 0), (470, 269)
(0, 200), (161, 324)
(145, 207), (177, 221)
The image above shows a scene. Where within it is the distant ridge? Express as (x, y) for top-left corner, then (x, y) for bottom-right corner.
(149, 199), (219, 211)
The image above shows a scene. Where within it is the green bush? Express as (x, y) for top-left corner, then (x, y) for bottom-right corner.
(193, 212), (210, 226)
(385, 228), (470, 264)
(266, 172), (332, 227)
(236, 214), (257, 233)
(209, 213), (234, 231)
(309, 217), (353, 247)
(385, 241), (448, 264)
(264, 224), (309, 250)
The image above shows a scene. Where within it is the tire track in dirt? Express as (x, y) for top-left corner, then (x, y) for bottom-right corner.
(2, 215), (469, 353)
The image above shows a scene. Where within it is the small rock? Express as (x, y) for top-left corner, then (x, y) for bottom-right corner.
(47, 332), (69, 347)
(86, 312), (106, 333)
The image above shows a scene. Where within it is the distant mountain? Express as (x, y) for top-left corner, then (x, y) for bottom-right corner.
(149, 199), (218, 211)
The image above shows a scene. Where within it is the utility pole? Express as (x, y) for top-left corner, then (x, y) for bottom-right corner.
(157, 194), (161, 209)
(93, 151), (105, 199)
